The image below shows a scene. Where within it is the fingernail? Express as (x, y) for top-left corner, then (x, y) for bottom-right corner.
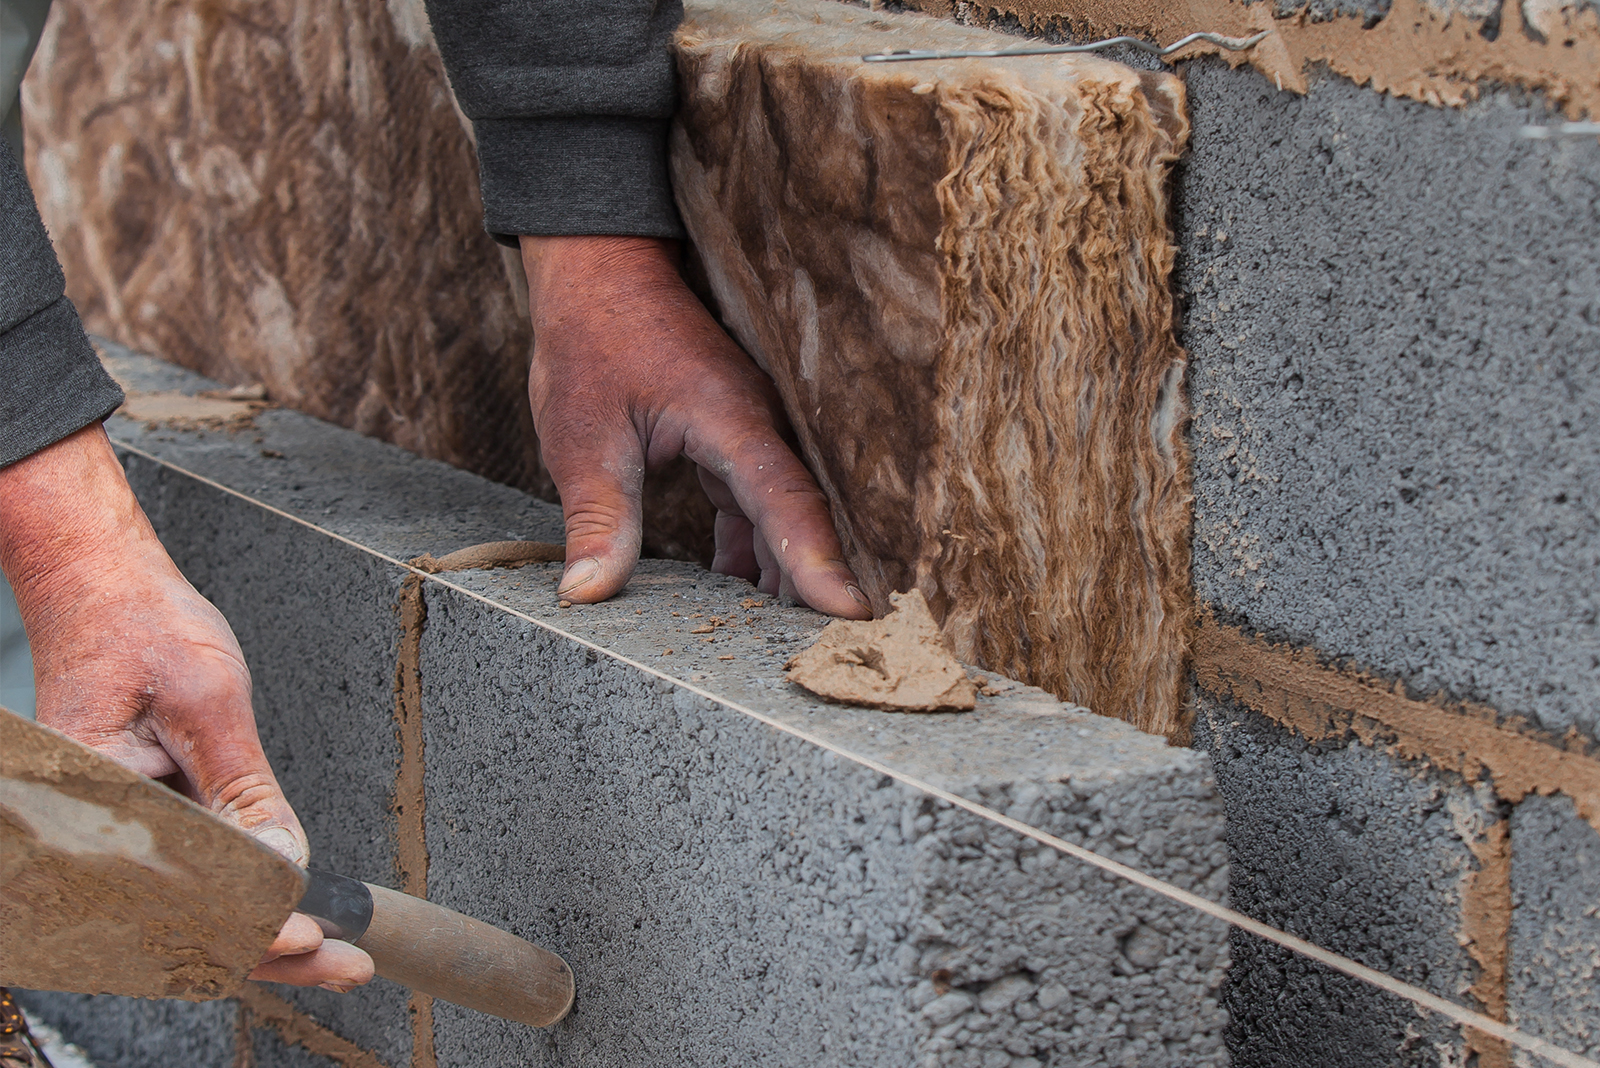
(846, 584), (871, 609)
(319, 982), (354, 994)
(557, 557), (600, 595)
(255, 826), (305, 866)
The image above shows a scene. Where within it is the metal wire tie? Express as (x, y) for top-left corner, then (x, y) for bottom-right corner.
(862, 29), (1271, 63)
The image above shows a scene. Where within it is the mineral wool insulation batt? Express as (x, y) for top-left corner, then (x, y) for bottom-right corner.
(673, 0), (1194, 739)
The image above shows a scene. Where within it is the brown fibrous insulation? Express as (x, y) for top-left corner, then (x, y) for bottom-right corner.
(674, 0), (1193, 737)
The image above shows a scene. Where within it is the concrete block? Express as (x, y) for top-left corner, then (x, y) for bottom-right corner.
(1177, 63), (1600, 743)
(1192, 691), (1498, 1067)
(1509, 794), (1600, 1059)
(31, 344), (1229, 1067)
(251, 1027), (340, 1068)
(418, 585), (1228, 1068)
(14, 992), (238, 1068)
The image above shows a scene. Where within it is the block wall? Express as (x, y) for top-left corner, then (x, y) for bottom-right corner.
(1175, 66), (1600, 1065)
(919, 0), (1600, 1060)
(14, 0), (1600, 1063)
(19, 347), (1231, 1068)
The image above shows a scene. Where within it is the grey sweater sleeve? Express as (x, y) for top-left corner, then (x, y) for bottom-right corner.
(0, 140), (123, 470)
(422, 0), (686, 242)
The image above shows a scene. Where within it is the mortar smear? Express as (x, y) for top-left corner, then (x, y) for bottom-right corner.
(411, 540), (564, 575)
(116, 390), (269, 431)
(786, 590), (977, 712)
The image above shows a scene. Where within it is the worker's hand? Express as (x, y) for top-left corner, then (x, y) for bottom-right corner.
(520, 234), (871, 619)
(0, 424), (374, 993)
(249, 913), (373, 991)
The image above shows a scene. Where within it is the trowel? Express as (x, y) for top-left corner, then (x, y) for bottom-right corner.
(0, 708), (573, 1028)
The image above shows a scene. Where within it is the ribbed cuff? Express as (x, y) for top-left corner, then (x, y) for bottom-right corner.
(474, 116), (685, 246)
(0, 297), (123, 468)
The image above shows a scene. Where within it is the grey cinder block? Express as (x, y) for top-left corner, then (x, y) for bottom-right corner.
(29, 343), (1229, 1068)
(1509, 794), (1600, 1059)
(1191, 692), (1495, 1068)
(13, 993), (238, 1068)
(1179, 66), (1600, 744)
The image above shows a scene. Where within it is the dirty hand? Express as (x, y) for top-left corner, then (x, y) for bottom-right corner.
(0, 424), (374, 992)
(521, 234), (871, 619)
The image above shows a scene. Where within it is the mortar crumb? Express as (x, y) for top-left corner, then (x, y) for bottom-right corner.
(786, 589), (977, 712)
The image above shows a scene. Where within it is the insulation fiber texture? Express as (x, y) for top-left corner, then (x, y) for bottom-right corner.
(673, 0), (1193, 737)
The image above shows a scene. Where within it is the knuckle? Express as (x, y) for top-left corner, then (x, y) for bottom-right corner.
(212, 774), (283, 821)
(563, 502), (626, 536)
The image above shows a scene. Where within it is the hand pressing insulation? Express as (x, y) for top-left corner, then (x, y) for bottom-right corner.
(519, 235), (873, 620)
(0, 424), (374, 993)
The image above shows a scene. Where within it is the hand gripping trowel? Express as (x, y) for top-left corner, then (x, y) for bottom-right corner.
(0, 709), (574, 1028)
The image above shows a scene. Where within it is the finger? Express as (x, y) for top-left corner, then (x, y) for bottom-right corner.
(698, 468), (759, 583)
(249, 939), (375, 991)
(259, 912), (324, 964)
(752, 525), (780, 597)
(536, 405), (648, 604)
(712, 512), (761, 583)
(685, 429), (870, 619)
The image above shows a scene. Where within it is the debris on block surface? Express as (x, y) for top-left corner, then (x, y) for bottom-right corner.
(785, 589), (978, 712)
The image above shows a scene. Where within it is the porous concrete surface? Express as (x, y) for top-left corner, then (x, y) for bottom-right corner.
(421, 582), (1228, 1068)
(1175, 59), (1600, 1066)
(93, 339), (566, 560)
(1178, 65), (1600, 745)
(251, 1029), (338, 1068)
(25, 343), (1230, 1067)
(1509, 794), (1600, 1059)
(14, 994), (237, 1068)
(1191, 693), (1483, 1067)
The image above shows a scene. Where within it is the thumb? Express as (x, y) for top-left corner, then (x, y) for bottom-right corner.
(540, 414), (648, 605)
(198, 760), (311, 869)
(156, 662), (312, 867)
(226, 783), (312, 870)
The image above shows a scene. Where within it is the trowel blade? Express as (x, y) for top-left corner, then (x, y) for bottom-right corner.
(0, 707), (305, 1000)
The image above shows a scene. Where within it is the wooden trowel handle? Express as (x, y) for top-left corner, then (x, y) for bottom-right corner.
(357, 883), (574, 1027)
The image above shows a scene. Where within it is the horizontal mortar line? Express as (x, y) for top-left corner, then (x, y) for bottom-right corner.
(1192, 610), (1600, 833)
(114, 438), (1598, 1068)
